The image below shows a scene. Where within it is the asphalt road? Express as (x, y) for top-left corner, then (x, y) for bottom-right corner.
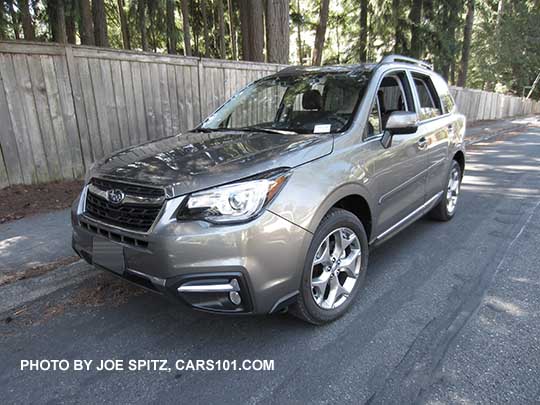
(2, 122), (540, 404)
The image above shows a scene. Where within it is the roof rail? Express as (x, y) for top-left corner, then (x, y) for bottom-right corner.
(379, 54), (433, 70)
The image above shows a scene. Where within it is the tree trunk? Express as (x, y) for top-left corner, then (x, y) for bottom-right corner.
(265, 0), (289, 64)
(311, 0), (330, 66)
(92, 0), (109, 47)
(335, 22), (340, 64)
(217, 0), (226, 59)
(358, 0), (368, 61)
(65, 0), (76, 44)
(408, 0), (422, 58)
(296, 0), (302, 64)
(50, 0), (68, 44)
(166, 0), (176, 53)
(148, 3), (157, 51)
(239, 0), (250, 60)
(118, 0), (131, 49)
(200, 0), (210, 57)
(0, 0), (6, 40)
(227, 0), (237, 59)
(138, 0), (148, 51)
(457, 0), (474, 87)
(8, 0), (21, 39)
(180, 0), (191, 55)
(239, 0), (264, 62)
(78, 0), (94, 45)
(496, 0), (505, 30)
(19, 0), (34, 40)
(392, 0), (407, 53)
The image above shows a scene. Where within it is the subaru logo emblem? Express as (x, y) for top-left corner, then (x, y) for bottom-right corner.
(106, 189), (125, 205)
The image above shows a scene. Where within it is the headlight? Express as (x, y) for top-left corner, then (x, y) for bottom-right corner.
(178, 171), (290, 224)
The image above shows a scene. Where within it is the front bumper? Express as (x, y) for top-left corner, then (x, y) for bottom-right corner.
(71, 193), (312, 314)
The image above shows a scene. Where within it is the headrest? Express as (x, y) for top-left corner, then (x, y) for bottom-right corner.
(302, 89), (323, 110)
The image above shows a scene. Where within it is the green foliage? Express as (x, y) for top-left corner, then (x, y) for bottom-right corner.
(0, 0), (537, 98)
(469, 0), (540, 96)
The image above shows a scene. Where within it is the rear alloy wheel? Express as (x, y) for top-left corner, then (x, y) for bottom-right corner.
(291, 208), (368, 324)
(430, 160), (462, 221)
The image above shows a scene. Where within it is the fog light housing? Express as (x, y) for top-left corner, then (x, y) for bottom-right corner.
(229, 291), (242, 305)
(174, 276), (251, 313)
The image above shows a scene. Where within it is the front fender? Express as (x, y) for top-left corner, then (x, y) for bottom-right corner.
(267, 155), (376, 235)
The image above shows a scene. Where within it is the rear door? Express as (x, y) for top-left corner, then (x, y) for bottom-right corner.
(409, 71), (451, 199)
(368, 70), (428, 234)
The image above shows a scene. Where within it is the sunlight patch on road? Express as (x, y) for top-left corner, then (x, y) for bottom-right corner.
(484, 295), (526, 317)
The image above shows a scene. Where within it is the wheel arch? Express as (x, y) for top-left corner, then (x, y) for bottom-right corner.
(308, 184), (375, 242)
(453, 150), (465, 177)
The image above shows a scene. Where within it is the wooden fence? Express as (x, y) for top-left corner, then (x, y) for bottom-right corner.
(1, 41), (539, 188)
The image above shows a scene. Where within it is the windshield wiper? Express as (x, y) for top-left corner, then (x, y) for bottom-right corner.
(234, 126), (298, 135)
(190, 127), (229, 133)
(191, 126), (299, 135)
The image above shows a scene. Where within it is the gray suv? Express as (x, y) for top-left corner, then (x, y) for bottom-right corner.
(72, 55), (465, 324)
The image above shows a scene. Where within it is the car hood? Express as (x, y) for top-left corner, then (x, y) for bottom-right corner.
(92, 130), (333, 197)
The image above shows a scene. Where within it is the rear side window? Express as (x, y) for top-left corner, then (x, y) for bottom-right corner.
(431, 74), (456, 114)
(412, 74), (442, 120)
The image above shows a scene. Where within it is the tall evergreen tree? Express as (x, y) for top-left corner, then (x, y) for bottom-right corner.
(312, 0), (329, 65)
(20, 0), (34, 40)
(78, 0), (94, 45)
(166, 0), (176, 53)
(138, 0), (148, 51)
(358, 0), (368, 62)
(458, 0), (475, 86)
(216, 0), (225, 59)
(180, 0), (191, 55)
(0, 0), (7, 40)
(118, 0), (131, 49)
(227, 0), (237, 59)
(239, 0), (264, 62)
(409, 0), (423, 58)
(92, 0), (109, 47)
(266, 0), (289, 64)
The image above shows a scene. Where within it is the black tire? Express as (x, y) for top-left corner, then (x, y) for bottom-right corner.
(429, 160), (462, 221)
(291, 208), (369, 325)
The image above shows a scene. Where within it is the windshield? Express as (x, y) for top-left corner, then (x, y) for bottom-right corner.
(200, 71), (371, 134)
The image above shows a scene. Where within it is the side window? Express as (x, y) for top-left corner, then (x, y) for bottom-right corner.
(378, 73), (414, 130)
(412, 74), (442, 120)
(365, 99), (381, 138)
(364, 71), (413, 139)
(431, 74), (455, 114)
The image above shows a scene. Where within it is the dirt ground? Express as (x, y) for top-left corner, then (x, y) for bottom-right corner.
(0, 180), (83, 224)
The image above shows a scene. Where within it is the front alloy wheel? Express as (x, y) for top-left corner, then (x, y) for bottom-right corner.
(291, 208), (369, 324)
(310, 227), (362, 309)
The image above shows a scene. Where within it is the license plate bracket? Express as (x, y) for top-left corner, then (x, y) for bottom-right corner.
(92, 238), (125, 275)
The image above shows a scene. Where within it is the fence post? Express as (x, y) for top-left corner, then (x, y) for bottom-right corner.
(197, 58), (205, 123)
(65, 44), (93, 170)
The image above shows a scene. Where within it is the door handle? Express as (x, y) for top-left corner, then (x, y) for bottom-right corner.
(418, 137), (428, 150)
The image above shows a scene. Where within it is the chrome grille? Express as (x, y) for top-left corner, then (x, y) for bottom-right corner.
(85, 179), (164, 232)
(90, 178), (165, 199)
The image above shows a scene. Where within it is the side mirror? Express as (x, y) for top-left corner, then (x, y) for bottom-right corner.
(380, 111), (418, 149)
(385, 111), (418, 135)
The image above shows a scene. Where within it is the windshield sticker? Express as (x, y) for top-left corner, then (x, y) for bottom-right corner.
(313, 124), (331, 134)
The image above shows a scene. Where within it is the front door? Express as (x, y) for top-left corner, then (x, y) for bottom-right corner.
(369, 71), (428, 235)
